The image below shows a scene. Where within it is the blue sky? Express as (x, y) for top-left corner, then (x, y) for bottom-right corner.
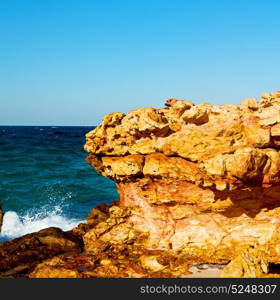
(1, 0), (280, 125)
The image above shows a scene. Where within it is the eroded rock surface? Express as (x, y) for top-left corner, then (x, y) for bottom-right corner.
(3, 92), (280, 278)
(220, 245), (268, 278)
(0, 227), (82, 277)
(30, 203), (197, 278)
(84, 92), (280, 267)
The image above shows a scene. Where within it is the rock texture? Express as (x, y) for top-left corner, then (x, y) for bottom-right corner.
(220, 245), (268, 278)
(30, 203), (198, 278)
(0, 227), (82, 277)
(84, 92), (280, 269)
(4, 92), (280, 278)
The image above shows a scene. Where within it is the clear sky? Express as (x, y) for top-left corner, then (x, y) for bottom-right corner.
(1, 0), (280, 125)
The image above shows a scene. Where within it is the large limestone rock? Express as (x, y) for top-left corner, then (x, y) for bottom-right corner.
(84, 92), (280, 265)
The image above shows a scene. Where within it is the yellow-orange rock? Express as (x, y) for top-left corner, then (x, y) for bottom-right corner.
(0, 227), (82, 277)
(84, 92), (280, 267)
(220, 245), (268, 278)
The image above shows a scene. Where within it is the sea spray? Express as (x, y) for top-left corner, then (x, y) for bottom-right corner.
(0, 126), (118, 241)
(0, 208), (84, 241)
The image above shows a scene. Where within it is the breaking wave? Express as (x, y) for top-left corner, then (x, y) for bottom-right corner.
(0, 205), (84, 241)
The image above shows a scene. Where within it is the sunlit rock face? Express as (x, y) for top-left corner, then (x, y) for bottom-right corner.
(85, 92), (280, 263)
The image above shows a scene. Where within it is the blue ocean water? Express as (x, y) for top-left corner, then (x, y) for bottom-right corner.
(0, 126), (118, 240)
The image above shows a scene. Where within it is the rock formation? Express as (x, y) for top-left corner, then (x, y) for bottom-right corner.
(3, 91), (280, 278)
(220, 245), (268, 278)
(84, 91), (280, 270)
(0, 227), (82, 277)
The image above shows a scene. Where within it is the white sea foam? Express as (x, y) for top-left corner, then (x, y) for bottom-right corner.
(0, 207), (84, 239)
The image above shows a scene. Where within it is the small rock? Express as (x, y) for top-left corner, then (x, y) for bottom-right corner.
(241, 98), (259, 110)
(140, 255), (166, 272)
(261, 93), (271, 100)
(182, 105), (210, 125)
(220, 245), (268, 278)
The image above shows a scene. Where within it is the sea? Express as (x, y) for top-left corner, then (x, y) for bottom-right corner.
(0, 126), (119, 241)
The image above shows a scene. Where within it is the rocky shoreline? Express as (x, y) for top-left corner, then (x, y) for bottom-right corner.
(2, 92), (280, 278)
